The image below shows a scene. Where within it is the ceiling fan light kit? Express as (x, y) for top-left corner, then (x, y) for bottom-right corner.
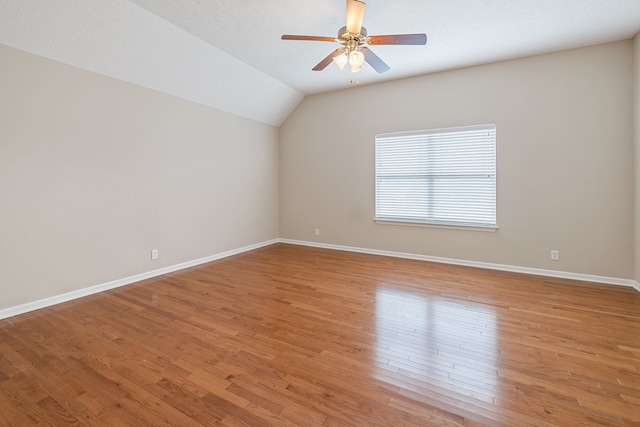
(281, 0), (427, 81)
(333, 52), (348, 70)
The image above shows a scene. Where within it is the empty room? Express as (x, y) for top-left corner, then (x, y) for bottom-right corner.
(1, 0), (640, 425)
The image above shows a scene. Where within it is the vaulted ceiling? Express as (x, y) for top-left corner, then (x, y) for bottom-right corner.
(2, 0), (640, 126)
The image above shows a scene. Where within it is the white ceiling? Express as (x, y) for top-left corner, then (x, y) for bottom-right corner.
(2, 0), (640, 126)
(129, 0), (640, 94)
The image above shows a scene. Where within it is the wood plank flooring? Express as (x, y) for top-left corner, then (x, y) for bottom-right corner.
(1, 243), (639, 426)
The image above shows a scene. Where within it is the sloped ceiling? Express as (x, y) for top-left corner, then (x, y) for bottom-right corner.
(1, 0), (640, 126)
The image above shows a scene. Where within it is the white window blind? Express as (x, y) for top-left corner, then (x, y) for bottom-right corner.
(375, 124), (496, 228)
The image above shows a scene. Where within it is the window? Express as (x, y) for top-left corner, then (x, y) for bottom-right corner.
(375, 124), (496, 229)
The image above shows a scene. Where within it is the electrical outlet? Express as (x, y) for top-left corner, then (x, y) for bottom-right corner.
(151, 249), (159, 260)
(314, 228), (320, 236)
(550, 250), (559, 261)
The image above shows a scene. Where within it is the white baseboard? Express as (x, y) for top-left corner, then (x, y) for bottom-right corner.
(2, 237), (636, 321)
(0, 239), (278, 321)
(279, 239), (638, 290)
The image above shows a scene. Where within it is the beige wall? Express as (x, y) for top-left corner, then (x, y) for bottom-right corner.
(2, 38), (636, 313)
(635, 33), (640, 283)
(280, 40), (634, 279)
(0, 44), (280, 310)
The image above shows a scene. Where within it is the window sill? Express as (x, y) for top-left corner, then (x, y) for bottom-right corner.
(374, 218), (498, 232)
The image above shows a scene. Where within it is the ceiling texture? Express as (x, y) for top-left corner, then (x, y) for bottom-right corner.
(1, 0), (640, 126)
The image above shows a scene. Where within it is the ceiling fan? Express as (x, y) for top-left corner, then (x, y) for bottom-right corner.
(281, 0), (427, 74)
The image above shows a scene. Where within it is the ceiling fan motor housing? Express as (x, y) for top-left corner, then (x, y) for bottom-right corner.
(338, 25), (367, 40)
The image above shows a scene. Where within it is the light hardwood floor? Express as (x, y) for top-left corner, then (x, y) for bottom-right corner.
(1, 243), (639, 426)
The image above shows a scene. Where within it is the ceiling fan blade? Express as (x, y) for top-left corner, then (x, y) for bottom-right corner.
(312, 48), (347, 71)
(346, 0), (366, 34)
(281, 35), (336, 42)
(367, 34), (427, 45)
(361, 47), (390, 73)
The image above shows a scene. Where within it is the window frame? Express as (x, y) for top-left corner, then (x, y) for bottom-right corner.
(374, 124), (497, 232)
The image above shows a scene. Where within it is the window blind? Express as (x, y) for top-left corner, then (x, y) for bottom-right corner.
(375, 124), (496, 228)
